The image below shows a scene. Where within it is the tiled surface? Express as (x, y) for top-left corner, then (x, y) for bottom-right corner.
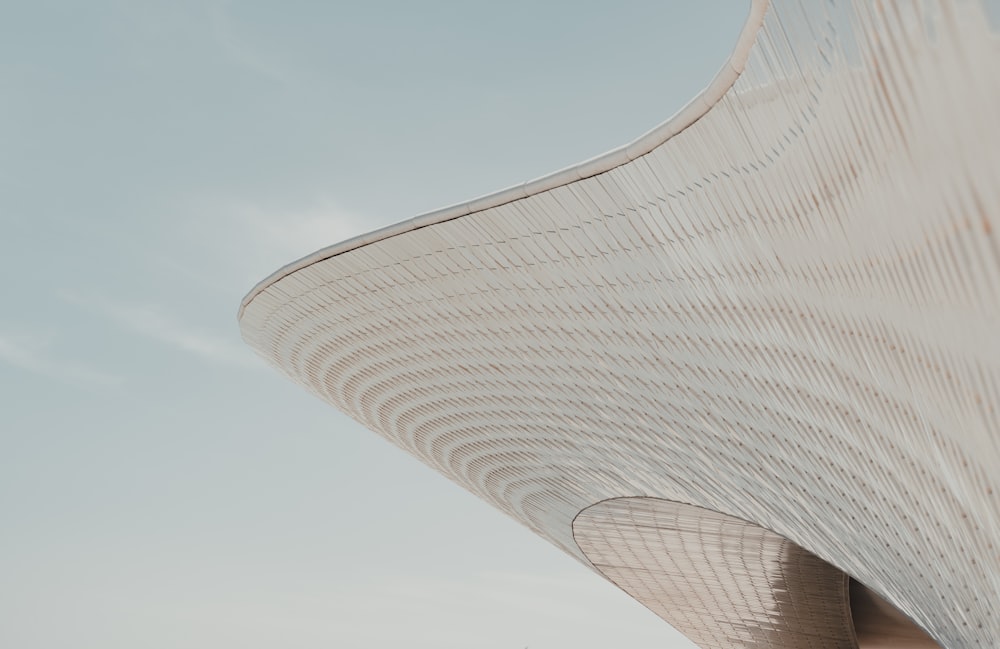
(574, 498), (855, 649)
(241, 2), (1000, 647)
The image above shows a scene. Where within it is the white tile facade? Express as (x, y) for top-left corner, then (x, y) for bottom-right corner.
(240, 2), (1000, 647)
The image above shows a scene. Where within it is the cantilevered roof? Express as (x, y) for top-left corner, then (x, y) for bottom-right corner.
(240, 1), (1000, 647)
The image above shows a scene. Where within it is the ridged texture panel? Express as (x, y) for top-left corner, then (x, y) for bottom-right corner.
(573, 498), (855, 649)
(240, 1), (1000, 647)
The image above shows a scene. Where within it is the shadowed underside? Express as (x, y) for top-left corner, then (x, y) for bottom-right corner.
(574, 498), (856, 649)
(574, 498), (943, 649)
(240, 1), (1000, 647)
(851, 582), (942, 649)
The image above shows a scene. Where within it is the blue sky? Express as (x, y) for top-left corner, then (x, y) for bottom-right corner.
(2, 2), (744, 647)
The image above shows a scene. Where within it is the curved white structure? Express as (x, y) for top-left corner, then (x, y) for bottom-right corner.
(574, 498), (858, 649)
(239, 1), (1000, 647)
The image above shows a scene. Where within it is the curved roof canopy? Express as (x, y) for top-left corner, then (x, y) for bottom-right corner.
(240, 1), (1000, 647)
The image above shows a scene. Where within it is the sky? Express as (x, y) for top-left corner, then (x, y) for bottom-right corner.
(2, 2), (745, 647)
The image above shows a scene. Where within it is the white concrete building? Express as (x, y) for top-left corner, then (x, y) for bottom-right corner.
(240, 1), (1000, 647)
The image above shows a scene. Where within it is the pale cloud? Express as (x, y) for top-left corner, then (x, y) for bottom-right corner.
(61, 294), (261, 369)
(231, 199), (371, 263)
(0, 328), (120, 387)
(180, 197), (375, 292)
(208, 0), (294, 85)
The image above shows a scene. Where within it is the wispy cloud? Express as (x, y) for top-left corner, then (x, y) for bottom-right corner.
(178, 197), (375, 291)
(57, 199), (374, 373)
(61, 294), (262, 369)
(227, 198), (371, 264)
(209, 0), (294, 85)
(0, 328), (120, 387)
